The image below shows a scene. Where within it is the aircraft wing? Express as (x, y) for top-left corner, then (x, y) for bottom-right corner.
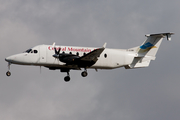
(79, 43), (106, 62)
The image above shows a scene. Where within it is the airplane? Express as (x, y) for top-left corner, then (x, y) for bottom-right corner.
(5, 33), (174, 82)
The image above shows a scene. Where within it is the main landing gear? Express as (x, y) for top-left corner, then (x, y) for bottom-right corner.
(63, 69), (88, 82)
(6, 62), (11, 77)
(81, 70), (88, 77)
(64, 72), (70, 82)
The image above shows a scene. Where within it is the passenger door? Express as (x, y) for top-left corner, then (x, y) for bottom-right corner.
(39, 45), (47, 63)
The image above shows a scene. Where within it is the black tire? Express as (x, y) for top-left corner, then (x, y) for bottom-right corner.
(81, 71), (88, 77)
(64, 76), (70, 82)
(6, 71), (11, 76)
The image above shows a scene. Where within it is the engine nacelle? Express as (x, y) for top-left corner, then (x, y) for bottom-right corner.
(60, 55), (79, 64)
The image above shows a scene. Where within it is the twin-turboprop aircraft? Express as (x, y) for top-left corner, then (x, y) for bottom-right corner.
(5, 33), (174, 82)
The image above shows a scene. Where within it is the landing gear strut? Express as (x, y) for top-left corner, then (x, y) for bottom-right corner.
(64, 72), (70, 82)
(6, 62), (11, 77)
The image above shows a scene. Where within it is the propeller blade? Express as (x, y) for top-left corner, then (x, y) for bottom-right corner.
(54, 47), (58, 54)
(57, 48), (61, 54)
(54, 47), (61, 54)
(53, 47), (61, 58)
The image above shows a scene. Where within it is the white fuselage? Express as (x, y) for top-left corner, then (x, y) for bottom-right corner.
(6, 44), (135, 70)
(5, 33), (174, 81)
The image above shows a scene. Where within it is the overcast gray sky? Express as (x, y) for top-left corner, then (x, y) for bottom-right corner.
(1, 0), (180, 120)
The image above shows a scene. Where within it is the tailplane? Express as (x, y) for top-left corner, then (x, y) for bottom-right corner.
(125, 33), (174, 69)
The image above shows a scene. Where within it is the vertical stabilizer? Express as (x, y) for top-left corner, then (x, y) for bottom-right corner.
(137, 33), (174, 57)
(125, 33), (174, 69)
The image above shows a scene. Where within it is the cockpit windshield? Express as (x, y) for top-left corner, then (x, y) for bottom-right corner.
(24, 49), (32, 53)
(24, 48), (38, 54)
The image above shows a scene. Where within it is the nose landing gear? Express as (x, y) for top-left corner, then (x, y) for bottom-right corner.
(6, 71), (11, 76)
(6, 62), (11, 77)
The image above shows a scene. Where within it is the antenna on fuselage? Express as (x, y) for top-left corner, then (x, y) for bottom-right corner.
(103, 42), (107, 48)
(52, 42), (55, 47)
(40, 66), (42, 74)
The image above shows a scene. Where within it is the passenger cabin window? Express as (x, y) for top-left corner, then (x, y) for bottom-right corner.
(104, 54), (107, 58)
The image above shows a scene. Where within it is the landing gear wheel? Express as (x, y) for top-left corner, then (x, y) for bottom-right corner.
(64, 76), (70, 82)
(6, 71), (11, 76)
(6, 62), (11, 77)
(81, 71), (88, 77)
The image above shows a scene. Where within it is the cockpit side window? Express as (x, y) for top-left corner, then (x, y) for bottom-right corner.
(34, 50), (38, 53)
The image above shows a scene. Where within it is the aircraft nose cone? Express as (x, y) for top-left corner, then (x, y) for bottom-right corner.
(5, 56), (14, 62)
(5, 54), (25, 64)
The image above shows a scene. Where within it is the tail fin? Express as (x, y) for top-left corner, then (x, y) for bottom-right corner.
(125, 33), (174, 69)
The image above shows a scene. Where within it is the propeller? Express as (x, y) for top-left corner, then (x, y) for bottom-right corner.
(52, 42), (61, 59)
(51, 42), (78, 64)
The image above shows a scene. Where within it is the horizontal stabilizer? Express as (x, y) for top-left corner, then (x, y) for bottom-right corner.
(145, 33), (174, 41)
(125, 56), (154, 69)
